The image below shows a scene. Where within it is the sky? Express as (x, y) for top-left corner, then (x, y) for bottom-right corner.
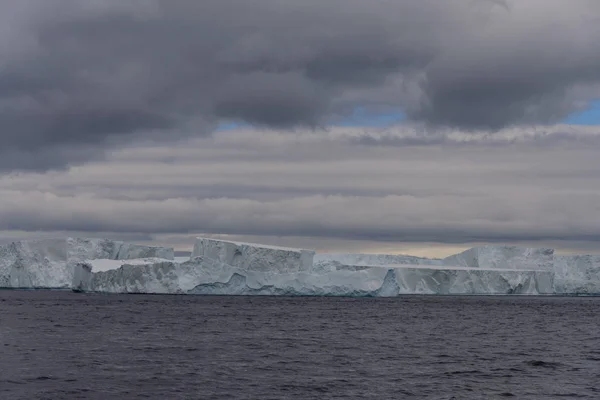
(1, 0), (600, 256)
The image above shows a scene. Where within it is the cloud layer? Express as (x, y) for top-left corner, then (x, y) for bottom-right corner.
(1, 0), (600, 171)
(3, 124), (600, 253)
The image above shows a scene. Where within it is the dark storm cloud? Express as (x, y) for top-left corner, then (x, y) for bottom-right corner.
(1, 0), (600, 171)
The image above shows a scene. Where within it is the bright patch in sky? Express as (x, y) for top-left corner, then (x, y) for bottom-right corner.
(564, 100), (600, 125)
(218, 101), (600, 131)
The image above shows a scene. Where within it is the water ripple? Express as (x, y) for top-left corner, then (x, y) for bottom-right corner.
(1, 291), (598, 399)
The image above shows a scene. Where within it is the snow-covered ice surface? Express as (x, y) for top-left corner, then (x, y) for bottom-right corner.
(0, 238), (174, 289)
(3, 237), (600, 295)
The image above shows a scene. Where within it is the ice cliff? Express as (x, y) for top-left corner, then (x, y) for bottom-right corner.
(73, 238), (557, 296)
(442, 246), (555, 271)
(2, 237), (599, 296)
(553, 255), (600, 294)
(192, 237), (314, 273)
(0, 238), (173, 289)
(78, 260), (553, 296)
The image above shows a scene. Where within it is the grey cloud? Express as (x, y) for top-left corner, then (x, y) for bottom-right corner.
(2, 0), (600, 171)
(3, 125), (600, 248)
(214, 72), (327, 127)
(2, 190), (600, 244)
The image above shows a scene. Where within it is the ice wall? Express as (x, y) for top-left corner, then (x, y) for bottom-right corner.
(192, 237), (314, 273)
(313, 253), (443, 274)
(314, 253), (443, 267)
(0, 239), (69, 288)
(82, 257), (237, 294)
(190, 265), (554, 296)
(76, 258), (554, 296)
(442, 246), (555, 271)
(553, 255), (600, 295)
(4, 236), (599, 296)
(67, 241), (580, 296)
(437, 246), (600, 294)
(0, 238), (174, 289)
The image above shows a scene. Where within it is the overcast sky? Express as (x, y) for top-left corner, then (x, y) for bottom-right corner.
(1, 0), (600, 255)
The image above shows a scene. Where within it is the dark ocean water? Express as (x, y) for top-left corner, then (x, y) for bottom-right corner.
(1, 292), (599, 400)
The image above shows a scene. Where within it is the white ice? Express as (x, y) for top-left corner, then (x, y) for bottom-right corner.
(3, 236), (599, 295)
(192, 237), (314, 273)
(0, 237), (174, 289)
(76, 238), (556, 296)
(79, 257), (554, 296)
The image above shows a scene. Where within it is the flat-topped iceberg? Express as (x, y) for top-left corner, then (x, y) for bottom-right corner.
(72, 257), (553, 296)
(553, 255), (600, 295)
(442, 246), (555, 271)
(2, 237), (599, 295)
(0, 238), (174, 289)
(72, 239), (557, 296)
(87, 264), (552, 296)
(192, 237), (314, 273)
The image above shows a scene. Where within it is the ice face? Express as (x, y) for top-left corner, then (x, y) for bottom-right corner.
(0, 239), (69, 288)
(0, 238), (174, 289)
(188, 266), (553, 296)
(192, 237), (315, 273)
(66, 238), (174, 262)
(87, 257), (238, 294)
(442, 246), (555, 271)
(3, 236), (598, 295)
(78, 255), (554, 296)
(82, 257), (401, 296)
(314, 253), (443, 268)
(553, 255), (600, 295)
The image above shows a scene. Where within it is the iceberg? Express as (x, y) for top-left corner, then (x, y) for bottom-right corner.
(553, 255), (600, 295)
(0, 237), (174, 289)
(3, 236), (600, 296)
(314, 252), (443, 267)
(74, 258), (553, 296)
(72, 239), (554, 296)
(76, 256), (397, 296)
(442, 246), (555, 271)
(192, 237), (314, 273)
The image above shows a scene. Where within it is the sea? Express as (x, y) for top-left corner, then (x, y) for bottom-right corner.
(1, 291), (599, 399)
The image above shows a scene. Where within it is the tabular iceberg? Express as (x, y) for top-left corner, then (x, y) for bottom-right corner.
(0, 238), (174, 289)
(3, 236), (600, 296)
(71, 238), (556, 296)
(192, 237), (314, 273)
(314, 253), (443, 267)
(73, 258), (554, 296)
(442, 246), (555, 271)
(553, 255), (600, 295)
(75, 257), (395, 296)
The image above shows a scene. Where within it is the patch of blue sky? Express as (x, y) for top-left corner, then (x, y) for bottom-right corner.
(564, 100), (600, 125)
